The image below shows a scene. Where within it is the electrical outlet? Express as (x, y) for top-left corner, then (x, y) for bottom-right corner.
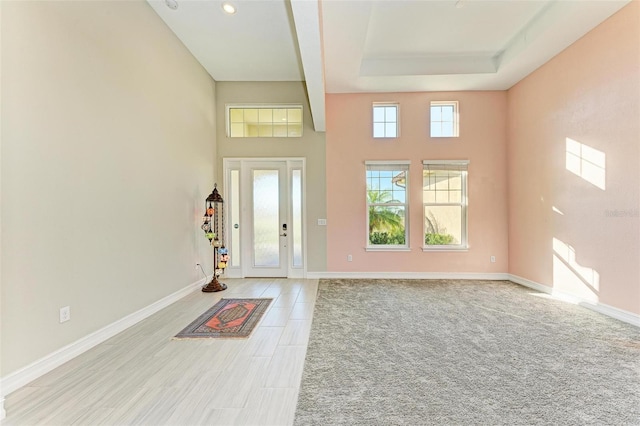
(347, 254), (353, 262)
(59, 306), (71, 323)
(490, 256), (496, 263)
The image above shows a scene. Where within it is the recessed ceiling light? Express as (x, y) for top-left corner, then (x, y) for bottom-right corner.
(165, 0), (178, 10)
(222, 2), (237, 15)
(455, 0), (464, 9)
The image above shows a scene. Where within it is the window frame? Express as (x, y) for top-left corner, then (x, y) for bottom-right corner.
(429, 101), (459, 138)
(422, 160), (469, 251)
(226, 104), (303, 138)
(365, 160), (411, 251)
(372, 102), (399, 139)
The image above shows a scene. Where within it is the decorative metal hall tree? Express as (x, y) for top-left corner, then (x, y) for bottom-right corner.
(201, 184), (228, 292)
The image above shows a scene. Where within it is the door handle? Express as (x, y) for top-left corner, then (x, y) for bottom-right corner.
(280, 232), (287, 237)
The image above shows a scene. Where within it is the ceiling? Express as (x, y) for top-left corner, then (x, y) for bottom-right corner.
(146, 0), (631, 132)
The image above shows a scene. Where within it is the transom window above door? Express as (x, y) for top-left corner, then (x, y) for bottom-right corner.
(226, 105), (303, 138)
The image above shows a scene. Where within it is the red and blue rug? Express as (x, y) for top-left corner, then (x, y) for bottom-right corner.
(174, 298), (272, 339)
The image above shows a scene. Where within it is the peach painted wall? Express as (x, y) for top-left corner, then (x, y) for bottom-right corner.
(507, 2), (639, 314)
(326, 92), (508, 273)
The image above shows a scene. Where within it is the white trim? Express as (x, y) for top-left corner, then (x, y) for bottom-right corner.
(305, 272), (639, 327)
(421, 247), (469, 252)
(364, 160), (410, 166)
(0, 276), (210, 401)
(223, 157), (307, 279)
(509, 274), (640, 327)
(306, 271), (510, 280)
(365, 247), (412, 252)
(421, 159), (470, 165)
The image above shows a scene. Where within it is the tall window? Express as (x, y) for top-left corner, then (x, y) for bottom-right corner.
(227, 105), (303, 138)
(422, 161), (468, 249)
(373, 103), (398, 138)
(430, 101), (459, 138)
(366, 161), (409, 249)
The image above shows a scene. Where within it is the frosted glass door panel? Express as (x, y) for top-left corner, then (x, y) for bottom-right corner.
(253, 170), (280, 267)
(230, 170), (240, 267)
(292, 169), (303, 267)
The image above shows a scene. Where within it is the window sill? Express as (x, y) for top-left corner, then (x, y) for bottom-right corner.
(422, 246), (468, 252)
(366, 247), (411, 252)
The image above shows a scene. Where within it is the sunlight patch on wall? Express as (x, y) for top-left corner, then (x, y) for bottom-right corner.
(565, 138), (606, 190)
(552, 237), (600, 302)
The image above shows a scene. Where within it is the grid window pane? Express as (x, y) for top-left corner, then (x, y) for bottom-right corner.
(373, 107), (386, 122)
(423, 190), (436, 203)
(385, 106), (396, 121)
(273, 125), (287, 137)
(245, 109), (258, 123)
(230, 123), (244, 138)
(385, 123), (397, 137)
(288, 108), (302, 123)
(374, 123), (386, 138)
(431, 106), (442, 121)
(258, 124), (272, 137)
(423, 165), (467, 247)
(430, 102), (458, 138)
(442, 106), (454, 121)
(431, 122), (442, 137)
(373, 104), (398, 138)
(442, 122), (454, 137)
(366, 166), (408, 246)
(230, 109), (244, 123)
(273, 109), (286, 122)
(288, 123), (302, 137)
(259, 109), (273, 123)
(228, 106), (302, 138)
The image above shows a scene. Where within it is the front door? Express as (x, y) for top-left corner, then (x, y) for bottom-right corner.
(243, 161), (288, 277)
(225, 158), (305, 278)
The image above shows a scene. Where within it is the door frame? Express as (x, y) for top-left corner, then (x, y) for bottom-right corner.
(223, 157), (307, 279)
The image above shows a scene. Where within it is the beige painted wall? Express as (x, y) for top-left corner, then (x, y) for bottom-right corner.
(325, 91), (509, 273)
(1, 1), (217, 375)
(507, 2), (639, 314)
(215, 82), (327, 273)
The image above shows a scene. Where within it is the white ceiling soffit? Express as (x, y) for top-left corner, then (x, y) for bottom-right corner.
(321, 0), (631, 93)
(147, 0), (326, 131)
(146, 0), (304, 81)
(291, 0), (326, 131)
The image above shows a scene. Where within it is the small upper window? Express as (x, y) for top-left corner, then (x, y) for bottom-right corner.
(430, 101), (459, 138)
(373, 103), (398, 138)
(227, 105), (302, 138)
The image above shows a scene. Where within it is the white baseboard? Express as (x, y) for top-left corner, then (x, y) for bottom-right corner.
(306, 272), (639, 327)
(0, 275), (210, 408)
(509, 274), (640, 327)
(306, 271), (510, 280)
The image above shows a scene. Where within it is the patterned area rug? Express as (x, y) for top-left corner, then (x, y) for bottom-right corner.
(175, 298), (272, 339)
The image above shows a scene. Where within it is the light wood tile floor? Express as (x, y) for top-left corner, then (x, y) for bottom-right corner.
(3, 278), (319, 426)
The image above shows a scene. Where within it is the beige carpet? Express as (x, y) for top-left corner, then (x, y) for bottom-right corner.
(294, 279), (640, 425)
